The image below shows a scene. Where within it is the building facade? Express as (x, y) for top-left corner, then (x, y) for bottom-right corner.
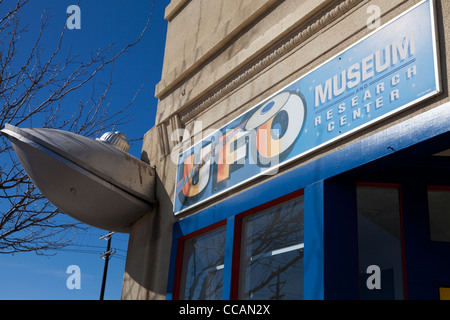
(121, 0), (450, 300)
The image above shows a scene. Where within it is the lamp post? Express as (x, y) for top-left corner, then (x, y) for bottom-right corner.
(99, 231), (116, 300)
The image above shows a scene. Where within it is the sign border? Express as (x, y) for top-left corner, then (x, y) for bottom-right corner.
(174, 0), (441, 215)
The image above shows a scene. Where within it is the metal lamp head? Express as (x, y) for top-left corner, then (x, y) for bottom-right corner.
(96, 131), (130, 153)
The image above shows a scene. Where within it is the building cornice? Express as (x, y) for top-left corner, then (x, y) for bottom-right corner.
(178, 0), (359, 124)
(157, 0), (360, 157)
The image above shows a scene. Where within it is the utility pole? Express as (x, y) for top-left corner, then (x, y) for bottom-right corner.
(269, 266), (285, 300)
(99, 231), (116, 300)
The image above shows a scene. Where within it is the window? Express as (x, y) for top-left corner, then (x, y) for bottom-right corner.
(356, 184), (405, 300)
(173, 191), (305, 300)
(427, 187), (450, 242)
(178, 225), (226, 300)
(237, 195), (304, 300)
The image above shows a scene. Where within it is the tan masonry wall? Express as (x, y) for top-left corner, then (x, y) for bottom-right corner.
(122, 0), (450, 299)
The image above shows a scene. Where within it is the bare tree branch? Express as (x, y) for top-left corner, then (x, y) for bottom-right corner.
(0, 0), (154, 255)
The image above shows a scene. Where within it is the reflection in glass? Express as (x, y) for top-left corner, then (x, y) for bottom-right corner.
(179, 227), (226, 300)
(428, 189), (450, 242)
(357, 186), (404, 300)
(238, 196), (304, 300)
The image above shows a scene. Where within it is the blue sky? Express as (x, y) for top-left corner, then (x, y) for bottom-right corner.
(0, 0), (169, 299)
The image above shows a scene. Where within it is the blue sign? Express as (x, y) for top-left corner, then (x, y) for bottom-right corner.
(174, 0), (440, 214)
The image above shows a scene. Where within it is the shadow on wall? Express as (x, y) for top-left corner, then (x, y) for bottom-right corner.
(121, 151), (175, 300)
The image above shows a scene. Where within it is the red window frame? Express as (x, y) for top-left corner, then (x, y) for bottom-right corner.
(172, 220), (226, 300)
(427, 185), (450, 192)
(230, 189), (305, 300)
(172, 189), (304, 300)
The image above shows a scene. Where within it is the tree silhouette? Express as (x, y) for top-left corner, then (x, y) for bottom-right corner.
(0, 0), (152, 255)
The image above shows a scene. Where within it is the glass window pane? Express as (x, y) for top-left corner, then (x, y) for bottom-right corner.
(357, 186), (404, 300)
(179, 227), (226, 300)
(428, 188), (450, 242)
(238, 196), (304, 300)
